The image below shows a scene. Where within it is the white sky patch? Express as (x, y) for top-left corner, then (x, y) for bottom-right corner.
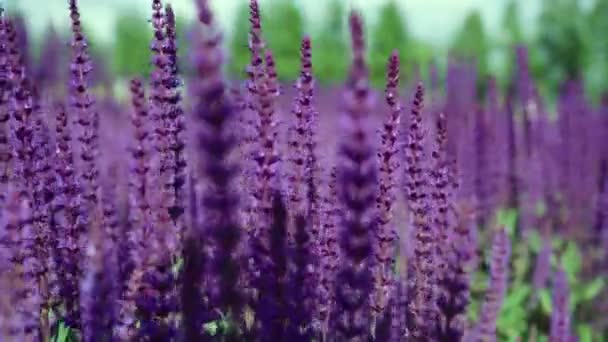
(10, 0), (543, 47)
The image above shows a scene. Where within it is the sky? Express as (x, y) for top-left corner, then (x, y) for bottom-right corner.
(8, 0), (545, 48)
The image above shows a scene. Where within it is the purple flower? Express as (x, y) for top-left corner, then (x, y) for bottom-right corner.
(68, 0), (99, 212)
(119, 78), (153, 339)
(53, 103), (83, 329)
(437, 187), (477, 341)
(475, 228), (511, 342)
(1, 190), (40, 340)
(258, 192), (289, 339)
(193, 0), (244, 328)
(404, 82), (439, 340)
(79, 213), (117, 342)
(287, 213), (317, 340)
(318, 167), (339, 334)
(550, 268), (571, 342)
(332, 11), (377, 339)
(149, 0), (178, 253)
(163, 3), (187, 226)
(287, 37), (314, 217)
(372, 51), (402, 317)
(0, 16), (11, 200)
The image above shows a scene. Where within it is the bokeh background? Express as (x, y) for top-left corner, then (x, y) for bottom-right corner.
(7, 0), (606, 101)
(2, 1), (608, 341)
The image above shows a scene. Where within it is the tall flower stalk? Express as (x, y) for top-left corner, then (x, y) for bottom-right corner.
(163, 4), (187, 227)
(193, 0), (244, 335)
(373, 51), (402, 318)
(1, 190), (40, 341)
(68, 0), (99, 217)
(333, 12), (377, 340)
(405, 83), (438, 340)
(53, 103), (82, 329)
(550, 268), (571, 342)
(476, 228), (511, 342)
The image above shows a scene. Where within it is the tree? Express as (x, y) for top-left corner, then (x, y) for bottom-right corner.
(499, 0), (524, 89)
(502, 0), (523, 47)
(313, 0), (347, 84)
(262, 0), (304, 81)
(586, 0), (608, 99)
(228, 2), (251, 78)
(113, 12), (152, 78)
(536, 0), (589, 91)
(451, 10), (488, 79)
(228, 0), (304, 81)
(369, 1), (409, 87)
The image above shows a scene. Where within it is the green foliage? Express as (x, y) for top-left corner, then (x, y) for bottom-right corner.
(451, 10), (488, 78)
(112, 12), (152, 77)
(579, 278), (605, 302)
(495, 208), (519, 238)
(228, 3), (251, 78)
(312, 0), (347, 84)
(53, 321), (74, 342)
(497, 285), (531, 338)
(561, 241), (582, 283)
(502, 0), (523, 47)
(536, 0), (590, 90)
(369, 1), (409, 87)
(470, 212), (607, 341)
(228, 0), (304, 80)
(528, 229), (543, 253)
(585, 0), (608, 100)
(262, 0), (304, 81)
(578, 324), (594, 342)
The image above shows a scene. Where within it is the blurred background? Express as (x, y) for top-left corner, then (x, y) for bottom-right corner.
(6, 0), (606, 102)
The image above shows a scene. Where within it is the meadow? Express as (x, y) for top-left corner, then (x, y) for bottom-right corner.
(0, 0), (607, 341)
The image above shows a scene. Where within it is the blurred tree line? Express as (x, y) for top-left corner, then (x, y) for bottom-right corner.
(26, 0), (608, 100)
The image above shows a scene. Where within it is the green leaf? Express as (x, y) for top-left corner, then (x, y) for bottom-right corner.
(471, 271), (488, 291)
(506, 335), (519, 342)
(497, 306), (526, 332)
(468, 298), (481, 322)
(539, 288), (552, 314)
(552, 236), (564, 250)
(496, 208), (519, 237)
(561, 241), (582, 281)
(528, 229), (542, 253)
(580, 277), (605, 301)
(172, 257), (184, 276)
(535, 200), (547, 216)
(577, 324), (594, 342)
(203, 321), (219, 336)
(550, 253), (558, 267)
(512, 245), (531, 284)
(503, 285), (531, 311)
(56, 322), (71, 342)
(451, 10), (489, 77)
(369, 1), (409, 86)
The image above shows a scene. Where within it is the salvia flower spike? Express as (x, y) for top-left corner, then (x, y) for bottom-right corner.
(550, 267), (571, 342)
(333, 11), (377, 340)
(194, 0), (244, 328)
(373, 50), (402, 317)
(476, 228), (511, 342)
(68, 0), (99, 213)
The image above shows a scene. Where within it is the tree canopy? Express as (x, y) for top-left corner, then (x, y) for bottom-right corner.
(112, 12), (152, 77)
(369, 0), (409, 87)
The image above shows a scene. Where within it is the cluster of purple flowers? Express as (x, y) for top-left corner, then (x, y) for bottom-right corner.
(0, 0), (604, 341)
